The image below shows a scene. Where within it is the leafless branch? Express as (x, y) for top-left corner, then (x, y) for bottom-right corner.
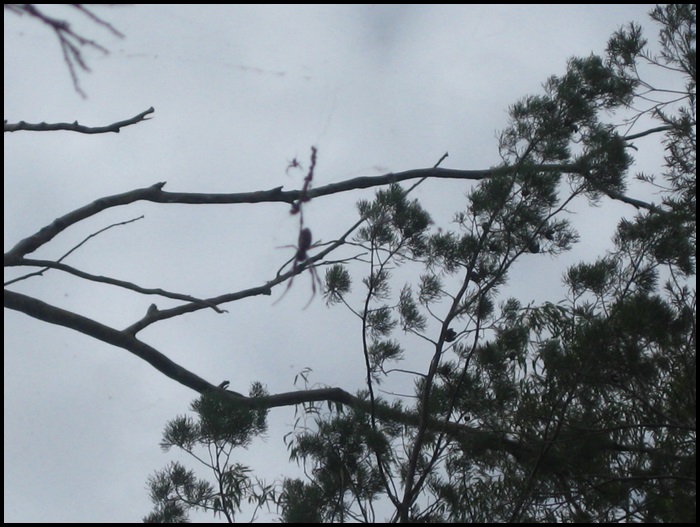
(4, 107), (155, 134)
(5, 287), (218, 390)
(5, 216), (145, 286)
(4, 162), (657, 264)
(6, 258), (226, 314)
(0, 287), (533, 461)
(624, 124), (674, 141)
(4, 4), (124, 97)
(57, 215), (144, 263)
(3, 282), (667, 464)
(127, 214), (364, 333)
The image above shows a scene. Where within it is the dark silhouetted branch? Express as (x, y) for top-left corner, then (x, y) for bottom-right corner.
(5, 162), (657, 264)
(4, 107), (155, 134)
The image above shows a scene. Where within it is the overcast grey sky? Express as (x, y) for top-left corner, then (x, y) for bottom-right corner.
(5, 4), (663, 522)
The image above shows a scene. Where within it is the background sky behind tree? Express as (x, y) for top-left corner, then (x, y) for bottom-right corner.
(4, 4), (665, 522)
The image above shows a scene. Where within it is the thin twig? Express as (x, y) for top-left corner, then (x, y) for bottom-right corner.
(8, 258), (226, 315)
(404, 151), (450, 194)
(5, 4), (124, 97)
(4, 216), (145, 286)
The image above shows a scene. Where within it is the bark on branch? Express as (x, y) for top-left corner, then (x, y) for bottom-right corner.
(9, 161), (654, 263)
(4, 107), (155, 134)
(4, 288), (650, 466)
(2, 288), (526, 461)
(7, 258), (226, 313)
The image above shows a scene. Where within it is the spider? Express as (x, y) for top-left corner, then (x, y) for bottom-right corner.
(274, 227), (323, 308)
(286, 157), (302, 175)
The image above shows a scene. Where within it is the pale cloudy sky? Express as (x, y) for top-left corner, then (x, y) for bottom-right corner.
(5, 4), (661, 522)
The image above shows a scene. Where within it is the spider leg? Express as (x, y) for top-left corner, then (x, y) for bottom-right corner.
(302, 263), (324, 309)
(272, 260), (300, 306)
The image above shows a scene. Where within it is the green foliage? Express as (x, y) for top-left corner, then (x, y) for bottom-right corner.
(418, 273), (443, 304)
(283, 410), (393, 522)
(324, 263), (351, 305)
(576, 126), (632, 197)
(362, 269), (391, 300)
(277, 479), (325, 523)
(565, 258), (618, 296)
(617, 210), (696, 275)
(189, 382), (267, 447)
(398, 285), (426, 332)
(606, 22), (647, 69)
(143, 461), (215, 523)
(364, 306), (396, 339)
(144, 384), (269, 522)
(147, 6), (696, 522)
(367, 339), (403, 376)
(356, 183), (432, 259)
(298, 6), (696, 522)
(143, 462), (213, 523)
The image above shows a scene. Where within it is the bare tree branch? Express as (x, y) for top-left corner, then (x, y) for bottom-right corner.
(624, 124), (675, 141)
(6, 258), (227, 314)
(600, 186), (661, 210)
(124, 283), (274, 335)
(4, 163), (657, 264)
(0, 287), (529, 462)
(2, 288), (673, 467)
(5, 288), (214, 391)
(5, 216), (145, 287)
(4, 4), (124, 97)
(129, 215), (364, 333)
(4, 107), (155, 134)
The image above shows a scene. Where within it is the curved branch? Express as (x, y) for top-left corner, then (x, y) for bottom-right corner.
(7, 258), (226, 313)
(127, 215), (364, 333)
(5, 215), (145, 287)
(0, 165), (566, 261)
(5, 182), (168, 262)
(4, 107), (155, 134)
(124, 283), (272, 335)
(6, 211), (363, 339)
(624, 124), (674, 141)
(4, 288), (214, 393)
(4, 288), (654, 466)
(601, 187), (660, 211)
(5, 160), (656, 265)
(4, 287), (526, 458)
